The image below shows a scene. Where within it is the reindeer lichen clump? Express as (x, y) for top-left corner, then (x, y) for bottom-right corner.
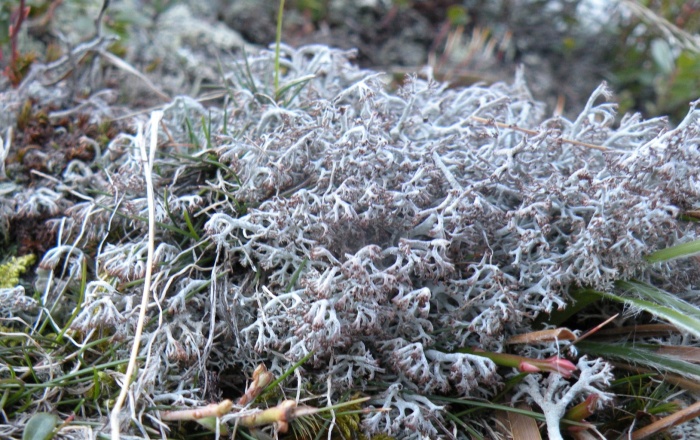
(197, 46), (697, 435)
(9, 45), (699, 437)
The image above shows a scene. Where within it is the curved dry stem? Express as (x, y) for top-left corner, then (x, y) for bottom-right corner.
(109, 110), (162, 440)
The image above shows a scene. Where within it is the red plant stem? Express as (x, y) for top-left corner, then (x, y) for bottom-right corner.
(9, 0), (28, 64)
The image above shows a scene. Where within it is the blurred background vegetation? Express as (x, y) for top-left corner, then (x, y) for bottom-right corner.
(2, 0), (700, 122)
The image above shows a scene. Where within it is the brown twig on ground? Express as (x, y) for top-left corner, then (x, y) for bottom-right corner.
(160, 400), (234, 421)
(469, 115), (614, 152)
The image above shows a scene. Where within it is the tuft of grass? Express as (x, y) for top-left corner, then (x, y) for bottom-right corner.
(616, 280), (700, 338)
(557, 237), (700, 437)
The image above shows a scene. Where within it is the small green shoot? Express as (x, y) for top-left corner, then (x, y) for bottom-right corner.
(184, 110), (197, 146)
(96, 199), (195, 241)
(201, 110), (212, 149)
(55, 257), (87, 343)
(279, 74), (315, 106)
(261, 350), (314, 398)
(182, 209), (200, 242)
(611, 374), (680, 416)
(284, 258), (308, 292)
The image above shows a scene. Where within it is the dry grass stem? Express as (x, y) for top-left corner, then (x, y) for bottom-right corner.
(631, 400), (700, 440)
(109, 111), (162, 440)
(469, 115), (614, 152)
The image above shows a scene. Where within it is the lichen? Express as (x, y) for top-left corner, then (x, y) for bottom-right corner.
(8, 43), (700, 438)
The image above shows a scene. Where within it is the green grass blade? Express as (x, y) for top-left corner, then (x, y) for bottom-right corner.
(535, 287), (601, 328)
(162, 187), (182, 233)
(430, 395), (591, 429)
(443, 411), (484, 439)
(182, 209), (201, 242)
(575, 340), (700, 382)
(56, 257), (87, 343)
(201, 112), (212, 149)
(184, 110), (197, 146)
(645, 239), (700, 263)
(436, 397), (545, 421)
(241, 47), (258, 95)
(262, 350), (313, 396)
(284, 258), (307, 293)
(617, 280), (700, 324)
(279, 74), (315, 106)
(587, 283), (700, 339)
(236, 429), (259, 440)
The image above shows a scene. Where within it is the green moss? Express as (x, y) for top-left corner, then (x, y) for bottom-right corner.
(332, 399), (362, 439)
(0, 254), (36, 288)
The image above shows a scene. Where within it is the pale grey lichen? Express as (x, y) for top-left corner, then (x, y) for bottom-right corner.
(7, 43), (700, 437)
(512, 356), (614, 440)
(70, 280), (126, 333)
(0, 286), (37, 317)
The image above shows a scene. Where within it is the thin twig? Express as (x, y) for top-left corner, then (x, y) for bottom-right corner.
(109, 111), (163, 440)
(469, 115), (615, 152)
(572, 313), (620, 344)
(274, 0), (285, 96)
(30, 170), (94, 201)
(9, 0), (28, 65)
(100, 50), (171, 102)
